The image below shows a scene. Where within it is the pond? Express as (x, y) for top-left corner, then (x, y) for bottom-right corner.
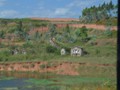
(0, 71), (67, 90)
(0, 71), (116, 90)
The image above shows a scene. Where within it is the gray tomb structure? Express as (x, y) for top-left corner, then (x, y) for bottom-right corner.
(71, 46), (83, 56)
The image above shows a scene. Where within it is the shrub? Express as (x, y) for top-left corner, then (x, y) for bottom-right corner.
(30, 64), (35, 68)
(104, 30), (112, 37)
(61, 47), (71, 54)
(40, 64), (46, 69)
(22, 64), (29, 68)
(0, 30), (5, 39)
(8, 27), (17, 33)
(46, 45), (57, 53)
(23, 41), (33, 48)
(68, 37), (76, 43)
(95, 49), (100, 55)
(0, 43), (6, 48)
(2, 50), (11, 56)
(75, 26), (88, 42)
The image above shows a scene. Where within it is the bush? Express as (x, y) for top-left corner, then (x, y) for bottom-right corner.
(61, 47), (71, 54)
(46, 45), (57, 53)
(0, 30), (5, 39)
(95, 49), (100, 55)
(75, 26), (88, 42)
(30, 64), (35, 68)
(104, 30), (112, 37)
(40, 64), (46, 69)
(0, 43), (6, 48)
(0, 53), (9, 61)
(23, 41), (33, 48)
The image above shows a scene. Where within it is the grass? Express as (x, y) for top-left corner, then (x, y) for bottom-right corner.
(0, 87), (18, 90)
(78, 65), (116, 77)
(0, 76), (15, 80)
(0, 21), (117, 90)
(0, 44), (117, 64)
(26, 75), (116, 90)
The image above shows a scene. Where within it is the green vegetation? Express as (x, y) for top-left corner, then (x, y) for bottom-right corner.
(0, 76), (15, 80)
(0, 23), (117, 64)
(0, 15), (117, 90)
(26, 75), (116, 90)
(80, 1), (117, 25)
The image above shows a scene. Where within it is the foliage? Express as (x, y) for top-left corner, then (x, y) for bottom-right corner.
(64, 24), (70, 33)
(80, 1), (117, 24)
(34, 31), (41, 40)
(48, 24), (57, 38)
(40, 64), (46, 69)
(0, 30), (5, 39)
(0, 19), (8, 26)
(75, 26), (88, 42)
(15, 20), (29, 40)
(46, 45), (58, 53)
(104, 29), (112, 37)
(23, 41), (33, 48)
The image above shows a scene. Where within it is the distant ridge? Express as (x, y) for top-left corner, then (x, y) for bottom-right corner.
(30, 17), (79, 22)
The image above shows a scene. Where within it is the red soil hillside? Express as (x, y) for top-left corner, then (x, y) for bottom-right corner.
(28, 18), (117, 35)
(70, 24), (117, 31)
(28, 23), (117, 35)
(0, 61), (115, 76)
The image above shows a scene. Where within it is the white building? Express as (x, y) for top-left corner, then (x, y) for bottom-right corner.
(71, 46), (83, 56)
(61, 48), (66, 55)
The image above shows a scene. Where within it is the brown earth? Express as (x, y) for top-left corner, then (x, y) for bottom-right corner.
(0, 61), (115, 76)
(28, 23), (117, 35)
(31, 18), (79, 22)
(30, 18), (117, 32)
(69, 24), (117, 31)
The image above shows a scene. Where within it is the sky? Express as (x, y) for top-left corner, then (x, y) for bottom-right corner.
(0, 0), (118, 18)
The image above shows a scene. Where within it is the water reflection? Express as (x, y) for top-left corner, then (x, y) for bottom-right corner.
(0, 71), (55, 79)
(0, 71), (62, 90)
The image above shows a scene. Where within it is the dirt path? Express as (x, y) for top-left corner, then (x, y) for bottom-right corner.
(0, 61), (115, 76)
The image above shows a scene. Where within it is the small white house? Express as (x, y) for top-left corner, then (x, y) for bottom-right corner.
(71, 46), (83, 56)
(61, 48), (66, 55)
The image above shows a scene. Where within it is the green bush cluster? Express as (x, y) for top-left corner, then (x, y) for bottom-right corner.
(46, 45), (58, 53)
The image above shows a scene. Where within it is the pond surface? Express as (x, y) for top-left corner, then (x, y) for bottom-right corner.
(0, 71), (65, 90)
(0, 71), (116, 90)
(0, 78), (30, 88)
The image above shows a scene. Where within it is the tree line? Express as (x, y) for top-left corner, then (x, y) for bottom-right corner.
(80, 1), (117, 24)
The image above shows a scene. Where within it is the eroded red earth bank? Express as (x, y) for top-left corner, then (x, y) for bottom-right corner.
(0, 61), (115, 76)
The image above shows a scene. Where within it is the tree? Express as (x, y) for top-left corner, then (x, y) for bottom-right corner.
(65, 24), (70, 33)
(80, 26), (88, 40)
(34, 31), (41, 40)
(80, 1), (117, 24)
(75, 26), (88, 41)
(15, 20), (28, 40)
(17, 20), (23, 32)
(0, 19), (8, 26)
(49, 24), (57, 38)
(0, 30), (5, 39)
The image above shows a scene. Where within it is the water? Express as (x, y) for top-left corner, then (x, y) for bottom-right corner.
(0, 71), (63, 90)
(0, 71), (115, 90)
(0, 78), (30, 88)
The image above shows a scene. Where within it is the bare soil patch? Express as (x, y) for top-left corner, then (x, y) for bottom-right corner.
(0, 61), (115, 76)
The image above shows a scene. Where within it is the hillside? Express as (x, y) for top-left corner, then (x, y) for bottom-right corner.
(31, 17), (80, 22)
